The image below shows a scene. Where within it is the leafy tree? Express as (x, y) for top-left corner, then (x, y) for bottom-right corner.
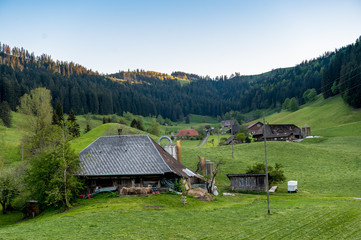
(25, 125), (82, 208)
(119, 118), (127, 125)
(17, 88), (52, 135)
(67, 109), (80, 138)
(147, 118), (160, 136)
(0, 101), (12, 127)
(52, 100), (64, 126)
(303, 88), (317, 103)
(156, 114), (164, 124)
(0, 167), (20, 214)
(282, 98), (290, 110)
(246, 163), (286, 186)
(289, 97), (299, 111)
(235, 133), (246, 143)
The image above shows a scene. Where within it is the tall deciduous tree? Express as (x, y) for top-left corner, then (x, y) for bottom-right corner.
(25, 124), (82, 208)
(147, 118), (160, 136)
(17, 88), (52, 135)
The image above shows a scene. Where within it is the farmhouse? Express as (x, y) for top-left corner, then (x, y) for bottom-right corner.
(78, 135), (201, 194)
(227, 174), (267, 191)
(252, 124), (301, 141)
(175, 129), (199, 138)
(223, 120), (238, 128)
(247, 121), (264, 134)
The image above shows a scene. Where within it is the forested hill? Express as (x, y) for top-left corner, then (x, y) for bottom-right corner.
(321, 36), (361, 108)
(1, 37), (359, 121)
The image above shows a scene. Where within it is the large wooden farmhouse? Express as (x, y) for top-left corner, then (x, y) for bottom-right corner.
(252, 124), (301, 141)
(79, 135), (201, 193)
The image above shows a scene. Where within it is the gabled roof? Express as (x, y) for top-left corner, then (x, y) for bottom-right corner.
(247, 121), (263, 129)
(79, 135), (196, 178)
(176, 129), (199, 137)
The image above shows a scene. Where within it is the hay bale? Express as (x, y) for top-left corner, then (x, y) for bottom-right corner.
(188, 187), (214, 202)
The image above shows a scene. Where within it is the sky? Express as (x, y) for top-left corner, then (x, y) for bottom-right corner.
(1, 0), (361, 77)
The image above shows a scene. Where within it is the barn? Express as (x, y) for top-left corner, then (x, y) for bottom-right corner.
(78, 135), (202, 193)
(252, 124), (301, 141)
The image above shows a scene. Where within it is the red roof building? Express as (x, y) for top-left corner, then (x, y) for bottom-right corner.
(176, 129), (199, 138)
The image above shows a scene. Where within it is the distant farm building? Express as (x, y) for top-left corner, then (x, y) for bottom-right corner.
(247, 121), (264, 135)
(252, 124), (301, 141)
(223, 120), (238, 128)
(227, 174), (267, 191)
(78, 135), (202, 194)
(175, 129), (199, 138)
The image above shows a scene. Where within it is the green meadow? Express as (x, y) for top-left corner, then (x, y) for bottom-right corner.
(1, 95), (361, 239)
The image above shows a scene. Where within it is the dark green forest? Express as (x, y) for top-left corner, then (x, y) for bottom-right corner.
(321, 36), (361, 108)
(0, 36), (360, 121)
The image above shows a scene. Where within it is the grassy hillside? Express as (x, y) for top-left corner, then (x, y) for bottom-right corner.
(262, 95), (361, 134)
(2, 95), (361, 238)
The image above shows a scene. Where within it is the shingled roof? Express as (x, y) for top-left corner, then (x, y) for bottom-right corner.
(176, 129), (199, 137)
(79, 135), (194, 178)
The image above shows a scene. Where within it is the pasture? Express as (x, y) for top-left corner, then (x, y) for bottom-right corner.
(1, 95), (361, 239)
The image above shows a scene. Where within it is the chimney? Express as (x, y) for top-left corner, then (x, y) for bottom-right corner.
(176, 140), (182, 164)
(118, 129), (123, 135)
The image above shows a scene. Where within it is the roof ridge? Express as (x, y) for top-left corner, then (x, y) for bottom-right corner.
(79, 134), (149, 154)
(79, 136), (102, 154)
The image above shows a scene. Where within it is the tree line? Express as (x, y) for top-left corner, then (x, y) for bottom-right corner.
(0, 40), (343, 123)
(321, 36), (361, 108)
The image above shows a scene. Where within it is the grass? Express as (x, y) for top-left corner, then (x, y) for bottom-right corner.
(262, 95), (361, 131)
(1, 194), (361, 239)
(2, 95), (361, 238)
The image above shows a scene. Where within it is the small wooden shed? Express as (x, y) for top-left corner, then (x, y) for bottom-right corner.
(227, 174), (267, 191)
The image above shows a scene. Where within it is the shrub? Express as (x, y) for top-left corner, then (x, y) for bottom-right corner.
(246, 162), (286, 186)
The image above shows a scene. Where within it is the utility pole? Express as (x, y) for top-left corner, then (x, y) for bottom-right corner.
(231, 120), (234, 158)
(263, 113), (271, 214)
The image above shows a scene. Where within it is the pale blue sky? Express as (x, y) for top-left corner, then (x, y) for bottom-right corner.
(1, 0), (361, 77)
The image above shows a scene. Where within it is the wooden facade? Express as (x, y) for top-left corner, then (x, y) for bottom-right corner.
(227, 174), (267, 191)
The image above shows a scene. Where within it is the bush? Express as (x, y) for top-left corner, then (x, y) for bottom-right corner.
(246, 162), (286, 186)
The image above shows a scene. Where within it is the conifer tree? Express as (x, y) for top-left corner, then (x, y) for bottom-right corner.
(0, 101), (12, 127)
(52, 100), (64, 126)
(85, 123), (91, 133)
(67, 109), (80, 138)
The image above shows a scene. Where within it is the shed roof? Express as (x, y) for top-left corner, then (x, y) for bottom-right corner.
(79, 135), (195, 178)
